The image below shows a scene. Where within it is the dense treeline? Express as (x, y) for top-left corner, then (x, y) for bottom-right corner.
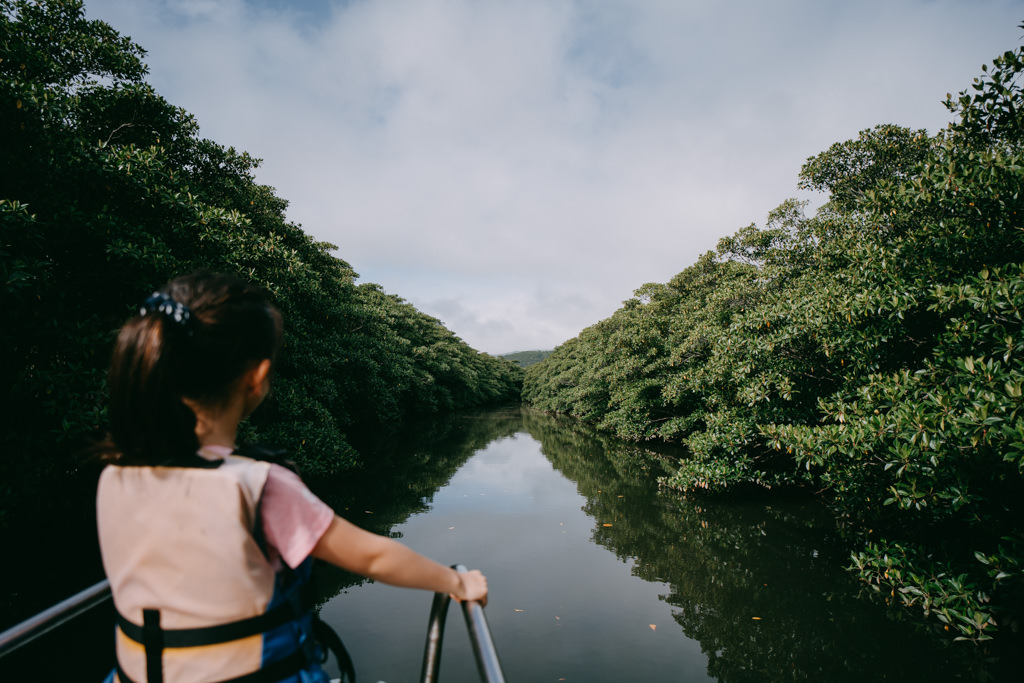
(525, 33), (1024, 642)
(0, 0), (522, 530)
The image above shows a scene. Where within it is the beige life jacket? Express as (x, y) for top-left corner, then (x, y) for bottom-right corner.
(97, 451), (318, 683)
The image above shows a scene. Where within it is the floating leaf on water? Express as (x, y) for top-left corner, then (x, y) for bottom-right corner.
(448, 526), (455, 530)
(649, 624), (656, 631)
(752, 617), (762, 620)
(603, 523), (613, 527)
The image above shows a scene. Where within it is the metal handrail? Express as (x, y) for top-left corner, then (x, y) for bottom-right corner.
(1, 566), (506, 683)
(420, 565), (505, 683)
(0, 579), (112, 659)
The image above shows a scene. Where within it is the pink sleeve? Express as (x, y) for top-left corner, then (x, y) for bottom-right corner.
(260, 464), (335, 569)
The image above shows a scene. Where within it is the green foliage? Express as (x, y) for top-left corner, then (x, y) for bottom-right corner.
(0, 0), (522, 538)
(798, 124), (932, 214)
(524, 27), (1024, 642)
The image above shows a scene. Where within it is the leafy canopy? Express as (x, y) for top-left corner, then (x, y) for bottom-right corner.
(525, 27), (1024, 643)
(0, 0), (522, 537)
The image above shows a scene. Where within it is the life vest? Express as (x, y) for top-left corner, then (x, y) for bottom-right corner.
(97, 449), (348, 683)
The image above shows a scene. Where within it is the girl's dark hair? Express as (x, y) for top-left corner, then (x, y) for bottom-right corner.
(103, 271), (283, 464)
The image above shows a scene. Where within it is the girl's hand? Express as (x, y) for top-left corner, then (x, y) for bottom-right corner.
(453, 569), (488, 605)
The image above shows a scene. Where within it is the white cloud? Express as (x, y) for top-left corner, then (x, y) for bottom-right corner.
(85, 0), (1023, 353)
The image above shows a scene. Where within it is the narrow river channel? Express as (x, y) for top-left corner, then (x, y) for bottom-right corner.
(3, 406), (1015, 681)
(309, 406), (1009, 682)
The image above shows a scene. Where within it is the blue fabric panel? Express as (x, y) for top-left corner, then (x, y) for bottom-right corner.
(261, 557), (329, 683)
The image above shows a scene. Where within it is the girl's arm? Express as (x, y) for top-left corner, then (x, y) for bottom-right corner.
(311, 515), (488, 603)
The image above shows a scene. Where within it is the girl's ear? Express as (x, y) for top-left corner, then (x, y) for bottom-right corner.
(250, 358), (272, 391)
(251, 358), (272, 385)
(244, 359), (273, 409)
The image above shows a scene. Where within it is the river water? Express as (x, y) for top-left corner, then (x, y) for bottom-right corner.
(310, 406), (1010, 682)
(3, 405), (1014, 681)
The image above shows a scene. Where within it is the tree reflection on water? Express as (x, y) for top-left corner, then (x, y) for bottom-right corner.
(300, 406), (1017, 681)
(520, 408), (1010, 682)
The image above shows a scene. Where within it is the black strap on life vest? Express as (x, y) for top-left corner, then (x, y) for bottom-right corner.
(115, 648), (309, 683)
(143, 609), (164, 683)
(153, 441), (291, 470)
(160, 453), (225, 469)
(115, 614), (354, 683)
(117, 593), (310, 648)
(117, 588), (355, 682)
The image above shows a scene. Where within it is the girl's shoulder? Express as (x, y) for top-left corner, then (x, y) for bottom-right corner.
(219, 453), (274, 497)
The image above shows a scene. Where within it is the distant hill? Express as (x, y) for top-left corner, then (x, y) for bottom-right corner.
(502, 350), (552, 368)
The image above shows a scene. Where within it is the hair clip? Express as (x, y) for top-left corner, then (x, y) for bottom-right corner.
(139, 292), (192, 328)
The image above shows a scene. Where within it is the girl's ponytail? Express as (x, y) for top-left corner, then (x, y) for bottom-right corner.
(106, 308), (199, 464)
(102, 272), (282, 465)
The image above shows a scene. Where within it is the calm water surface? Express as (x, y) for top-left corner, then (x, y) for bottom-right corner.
(3, 406), (1013, 681)
(324, 428), (709, 682)
(313, 408), (1004, 682)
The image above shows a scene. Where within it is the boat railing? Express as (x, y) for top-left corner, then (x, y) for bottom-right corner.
(420, 565), (505, 683)
(0, 578), (112, 660)
(1, 565), (505, 683)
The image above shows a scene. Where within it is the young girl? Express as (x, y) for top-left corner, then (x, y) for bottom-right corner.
(97, 271), (487, 683)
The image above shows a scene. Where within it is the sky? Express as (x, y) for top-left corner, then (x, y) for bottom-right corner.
(84, 0), (1023, 355)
